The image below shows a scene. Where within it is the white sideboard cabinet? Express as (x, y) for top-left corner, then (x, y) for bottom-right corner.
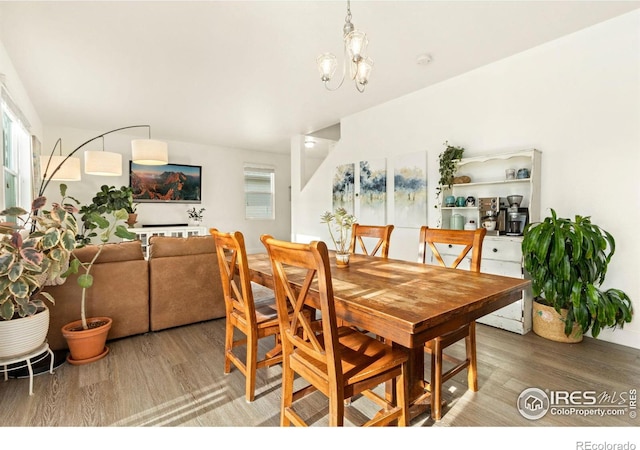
(437, 149), (541, 334)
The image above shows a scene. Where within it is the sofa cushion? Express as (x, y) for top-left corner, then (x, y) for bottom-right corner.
(148, 234), (216, 258)
(148, 235), (225, 331)
(73, 239), (146, 263)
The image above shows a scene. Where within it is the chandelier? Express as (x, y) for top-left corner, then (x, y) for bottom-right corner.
(317, 0), (373, 93)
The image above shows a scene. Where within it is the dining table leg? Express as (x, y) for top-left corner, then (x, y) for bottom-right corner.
(407, 346), (431, 420)
(388, 343), (431, 421)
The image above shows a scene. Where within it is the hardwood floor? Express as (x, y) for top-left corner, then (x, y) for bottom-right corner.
(1, 318), (638, 432)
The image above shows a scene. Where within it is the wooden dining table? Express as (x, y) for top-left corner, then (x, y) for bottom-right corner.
(246, 251), (531, 420)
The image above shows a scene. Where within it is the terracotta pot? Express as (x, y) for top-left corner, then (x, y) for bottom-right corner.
(126, 213), (138, 228)
(0, 307), (50, 358)
(61, 317), (112, 364)
(532, 300), (583, 343)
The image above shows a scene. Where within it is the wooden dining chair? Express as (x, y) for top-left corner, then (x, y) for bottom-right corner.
(260, 234), (409, 427)
(210, 228), (283, 402)
(417, 226), (487, 421)
(349, 223), (394, 258)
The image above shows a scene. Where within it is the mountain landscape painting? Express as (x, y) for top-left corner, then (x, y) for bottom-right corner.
(130, 162), (202, 202)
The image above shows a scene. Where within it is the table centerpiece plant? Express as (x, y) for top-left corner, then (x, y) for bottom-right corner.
(320, 207), (357, 268)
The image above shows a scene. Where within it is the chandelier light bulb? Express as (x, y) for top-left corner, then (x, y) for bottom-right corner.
(356, 57), (374, 86)
(317, 53), (338, 81)
(346, 30), (368, 63)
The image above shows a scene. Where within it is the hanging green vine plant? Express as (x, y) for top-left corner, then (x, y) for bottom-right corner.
(435, 141), (465, 202)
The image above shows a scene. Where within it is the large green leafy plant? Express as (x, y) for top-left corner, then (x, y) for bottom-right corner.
(78, 185), (136, 244)
(522, 209), (633, 337)
(0, 184), (78, 320)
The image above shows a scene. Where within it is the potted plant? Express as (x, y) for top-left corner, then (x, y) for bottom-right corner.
(60, 205), (137, 364)
(186, 206), (205, 226)
(320, 207), (357, 268)
(0, 184), (78, 358)
(522, 209), (633, 342)
(435, 141), (465, 200)
(78, 185), (138, 241)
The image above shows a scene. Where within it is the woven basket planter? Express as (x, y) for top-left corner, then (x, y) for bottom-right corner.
(533, 300), (583, 343)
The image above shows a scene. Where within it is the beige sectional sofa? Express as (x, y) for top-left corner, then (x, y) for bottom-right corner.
(44, 235), (225, 351)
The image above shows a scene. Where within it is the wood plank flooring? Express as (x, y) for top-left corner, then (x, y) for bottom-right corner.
(1, 318), (638, 431)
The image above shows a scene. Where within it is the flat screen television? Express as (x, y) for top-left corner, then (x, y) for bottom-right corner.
(129, 161), (202, 203)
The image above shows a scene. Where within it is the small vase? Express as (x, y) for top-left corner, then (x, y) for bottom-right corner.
(335, 252), (350, 268)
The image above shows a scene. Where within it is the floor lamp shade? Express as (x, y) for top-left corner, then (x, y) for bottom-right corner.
(40, 155), (81, 181)
(131, 139), (168, 165)
(84, 151), (122, 176)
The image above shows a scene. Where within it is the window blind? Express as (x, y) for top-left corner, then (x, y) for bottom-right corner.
(244, 166), (275, 220)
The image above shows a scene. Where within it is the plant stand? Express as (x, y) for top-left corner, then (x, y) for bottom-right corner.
(0, 342), (54, 395)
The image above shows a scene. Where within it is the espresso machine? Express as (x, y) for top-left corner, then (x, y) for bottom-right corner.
(506, 195), (528, 235)
(479, 197), (508, 235)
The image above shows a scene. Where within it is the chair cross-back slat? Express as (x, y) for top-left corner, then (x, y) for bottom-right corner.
(418, 226), (485, 272)
(349, 224), (394, 258)
(210, 228), (283, 403)
(417, 226), (486, 422)
(261, 234), (409, 427)
(274, 263), (324, 354)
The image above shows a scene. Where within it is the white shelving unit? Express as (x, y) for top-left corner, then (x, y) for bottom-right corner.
(437, 149), (541, 335)
(124, 226), (208, 259)
(440, 149), (541, 230)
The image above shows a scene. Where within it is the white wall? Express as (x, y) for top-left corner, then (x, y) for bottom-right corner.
(0, 38), (44, 209)
(42, 126), (291, 254)
(291, 11), (640, 349)
(2, 28), (291, 261)
(0, 39), (42, 138)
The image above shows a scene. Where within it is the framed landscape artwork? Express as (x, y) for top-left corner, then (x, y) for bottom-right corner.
(393, 151), (427, 228)
(130, 162), (202, 203)
(359, 159), (387, 224)
(332, 163), (355, 214)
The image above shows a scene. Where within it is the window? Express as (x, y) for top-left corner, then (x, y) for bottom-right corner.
(244, 165), (275, 220)
(1, 90), (31, 214)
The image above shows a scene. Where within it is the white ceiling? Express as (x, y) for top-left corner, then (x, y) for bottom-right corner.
(1, 1), (638, 154)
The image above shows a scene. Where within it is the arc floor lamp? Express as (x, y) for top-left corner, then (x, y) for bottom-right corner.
(38, 124), (168, 198)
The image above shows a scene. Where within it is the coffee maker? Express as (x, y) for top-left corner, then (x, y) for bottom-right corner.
(478, 197), (508, 235)
(506, 195), (528, 236)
